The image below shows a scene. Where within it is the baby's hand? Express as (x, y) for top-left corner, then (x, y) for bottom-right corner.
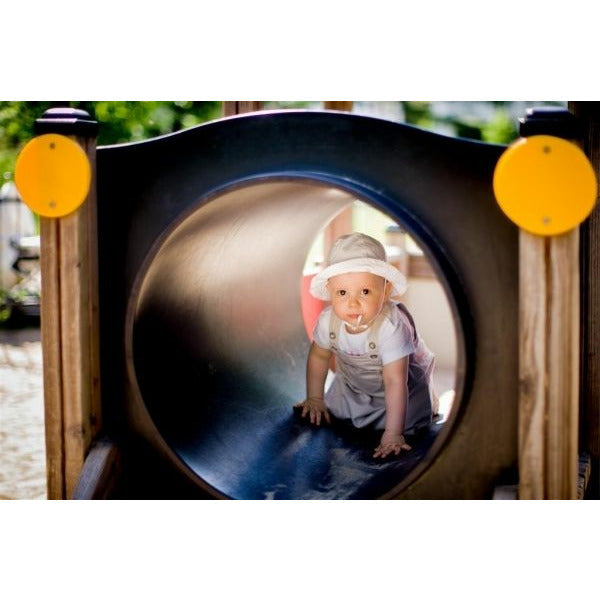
(373, 431), (411, 459)
(294, 397), (331, 426)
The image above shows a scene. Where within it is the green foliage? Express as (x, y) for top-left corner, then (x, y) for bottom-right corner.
(400, 101), (536, 145)
(86, 101), (222, 145)
(0, 100), (565, 178)
(0, 289), (10, 322)
(400, 101), (433, 127)
(0, 101), (50, 176)
(481, 109), (518, 144)
(0, 287), (31, 322)
(263, 101), (317, 110)
(0, 101), (222, 177)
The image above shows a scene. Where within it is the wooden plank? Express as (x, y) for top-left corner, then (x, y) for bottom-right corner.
(546, 229), (579, 499)
(59, 205), (91, 498)
(72, 438), (120, 500)
(324, 101), (354, 112)
(517, 109), (591, 499)
(223, 101), (263, 116)
(519, 229), (580, 499)
(40, 216), (65, 499)
(59, 207), (83, 498)
(518, 231), (547, 499)
(59, 136), (101, 499)
(39, 129), (100, 499)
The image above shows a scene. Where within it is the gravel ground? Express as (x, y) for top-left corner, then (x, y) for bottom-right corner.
(0, 326), (47, 500)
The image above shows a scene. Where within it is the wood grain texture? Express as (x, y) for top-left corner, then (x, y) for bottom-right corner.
(222, 101), (263, 116)
(519, 227), (580, 499)
(546, 230), (580, 498)
(518, 231), (547, 498)
(40, 216), (64, 499)
(324, 101), (354, 112)
(40, 135), (100, 499)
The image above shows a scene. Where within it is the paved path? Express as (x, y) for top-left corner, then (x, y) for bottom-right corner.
(0, 326), (46, 500)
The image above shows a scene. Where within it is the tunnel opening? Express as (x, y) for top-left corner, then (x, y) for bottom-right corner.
(127, 177), (464, 499)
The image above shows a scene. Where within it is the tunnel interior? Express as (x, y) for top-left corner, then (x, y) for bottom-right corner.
(129, 179), (461, 499)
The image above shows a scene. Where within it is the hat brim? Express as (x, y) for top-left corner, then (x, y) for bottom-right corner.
(309, 257), (408, 300)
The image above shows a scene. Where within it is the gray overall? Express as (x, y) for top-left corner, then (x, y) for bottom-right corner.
(325, 303), (434, 434)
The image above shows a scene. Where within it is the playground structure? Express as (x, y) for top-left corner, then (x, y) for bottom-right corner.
(21, 101), (599, 499)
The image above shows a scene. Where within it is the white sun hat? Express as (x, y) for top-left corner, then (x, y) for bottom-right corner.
(310, 232), (408, 300)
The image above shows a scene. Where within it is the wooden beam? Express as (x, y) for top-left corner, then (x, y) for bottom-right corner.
(516, 112), (589, 500)
(518, 231), (548, 498)
(37, 112), (101, 499)
(516, 104), (600, 499)
(546, 229), (580, 498)
(40, 216), (65, 499)
(519, 228), (580, 499)
(72, 437), (121, 500)
(324, 101), (353, 112)
(223, 101), (263, 116)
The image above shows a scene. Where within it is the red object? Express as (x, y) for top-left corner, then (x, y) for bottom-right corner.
(301, 273), (327, 340)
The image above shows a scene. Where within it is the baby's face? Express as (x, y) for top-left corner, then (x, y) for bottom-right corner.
(327, 272), (389, 330)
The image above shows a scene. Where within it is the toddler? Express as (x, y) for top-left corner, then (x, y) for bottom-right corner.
(295, 232), (436, 458)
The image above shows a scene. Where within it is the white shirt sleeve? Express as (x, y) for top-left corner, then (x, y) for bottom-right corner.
(378, 308), (416, 365)
(312, 306), (333, 350)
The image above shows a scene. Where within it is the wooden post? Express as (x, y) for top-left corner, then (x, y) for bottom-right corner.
(519, 231), (580, 499)
(518, 109), (584, 499)
(323, 101), (353, 113)
(223, 101), (263, 116)
(35, 108), (101, 499)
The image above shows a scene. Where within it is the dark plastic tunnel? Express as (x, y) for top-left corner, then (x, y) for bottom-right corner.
(129, 181), (455, 499)
(96, 111), (519, 499)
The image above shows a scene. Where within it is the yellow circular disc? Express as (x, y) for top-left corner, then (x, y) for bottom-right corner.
(493, 135), (597, 236)
(14, 133), (91, 218)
